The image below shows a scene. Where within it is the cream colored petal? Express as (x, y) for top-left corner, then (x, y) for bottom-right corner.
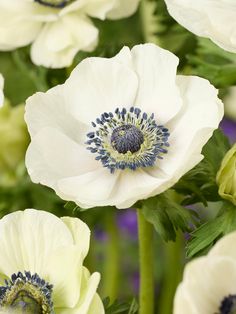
(209, 231), (236, 259)
(46, 245), (83, 308)
(87, 294), (105, 314)
(174, 256), (236, 314)
(0, 209), (73, 277)
(61, 217), (91, 259)
(31, 15), (98, 68)
(56, 268), (102, 314)
(107, 0), (140, 19)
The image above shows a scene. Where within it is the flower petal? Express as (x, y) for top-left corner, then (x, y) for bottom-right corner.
(0, 209), (73, 277)
(25, 127), (98, 188)
(64, 55), (138, 125)
(46, 245), (83, 308)
(61, 217), (91, 259)
(107, 0), (140, 19)
(174, 256), (236, 314)
(157, 75), (223, 182)
(57, 168), (119, 208)
(31, 15), (98, 68)
(131, 44), (183, 124)
(56, 269), (102, 314)
(25, 84), (88, 143)
(209, 231), (236, 260)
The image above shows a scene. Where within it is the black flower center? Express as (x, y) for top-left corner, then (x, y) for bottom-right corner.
(219, 295), (236, 314)
(34, 0), (72, 8)
(111, 124), (144, 154)
(0, 271), (54, 314)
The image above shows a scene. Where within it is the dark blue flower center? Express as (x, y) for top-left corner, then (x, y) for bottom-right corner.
(34, 0), (72, 8)
(86, 107), (170, 173)
(220, 295), (236, 314)
(0, 271), (54, 314)
(111, 124), (144, 154)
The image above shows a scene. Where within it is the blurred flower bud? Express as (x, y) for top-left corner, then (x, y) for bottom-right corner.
(0, 101), (29, 186)
(217, 143), (236, 205)
(224, 86), (236, 121)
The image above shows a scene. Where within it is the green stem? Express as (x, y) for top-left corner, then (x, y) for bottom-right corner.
(137, 209), (154, 314)
(101, 210), (120, 302)
(158, 232), (184, 314)
(140, 0), (160, 44)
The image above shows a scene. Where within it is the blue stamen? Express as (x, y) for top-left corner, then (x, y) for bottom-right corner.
(86, 106), (170, 173)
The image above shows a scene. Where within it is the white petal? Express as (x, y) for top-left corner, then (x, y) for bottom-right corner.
(209, 231), (236, 260)
(0, 0), (49, 50)
(31, 15), (98, 68)
(157, 75), (223, 182)
(56, 269), (102, 314)
(57, 168), (119, 208)
(46, 245), (83, 308)
(25, 84), (88, 143)
(26, 127), (98, 188)
(131, 44), (183, 124)
(61, 217), (91, 259)
(64, 55), (138, 124)
(164, 0), (236, 53)
(0, 209), (73, 277)
(82, 0), (116, 20)
(107, 0), (140, 19)
(87, 294), (105, 314)
(174, 256), (236, 314)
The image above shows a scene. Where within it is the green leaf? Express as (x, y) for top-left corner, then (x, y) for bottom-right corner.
(104, 298), (138, 314)
(174, 129), (231, 205)
(187, 201), (236, 257)
(141, 190), (198, 241)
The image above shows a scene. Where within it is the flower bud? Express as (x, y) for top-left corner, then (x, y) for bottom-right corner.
(0, 101), (29, 186)
(217, 143), (236, 205)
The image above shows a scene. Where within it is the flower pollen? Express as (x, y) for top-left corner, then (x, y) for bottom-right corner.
(219, 294), (236, 314)
(86, 107), (170, 173)
(0, 271), (54, 314)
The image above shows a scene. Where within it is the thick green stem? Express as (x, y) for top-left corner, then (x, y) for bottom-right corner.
(158, 232), (184, 314)
(137, 209), (154, 314)
(101, 210), (120, 302)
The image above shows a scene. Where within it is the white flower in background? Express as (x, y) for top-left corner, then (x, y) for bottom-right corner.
(164, 0), (236, 53)
(0, 74), (4, 107)
(25, 43), (223, 209)
(0, 0), (140, 69)
(0, 209), (104, 314)
(174, 231), (236, 314)
(224, 86), (236, 121)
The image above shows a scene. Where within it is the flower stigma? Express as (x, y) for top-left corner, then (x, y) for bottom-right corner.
(0, 271), (54, 314)
(34, 0), (73, 8)
(86, 107), (170, 173)
(219, 294), (236, 314)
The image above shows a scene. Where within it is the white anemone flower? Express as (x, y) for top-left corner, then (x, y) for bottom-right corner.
(164, 0), (236, 53)
(0, 209), (104, 314)
(174, 231), (236, 314)
(25, 43), (223, 209)
(0, 0), (140, 68)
